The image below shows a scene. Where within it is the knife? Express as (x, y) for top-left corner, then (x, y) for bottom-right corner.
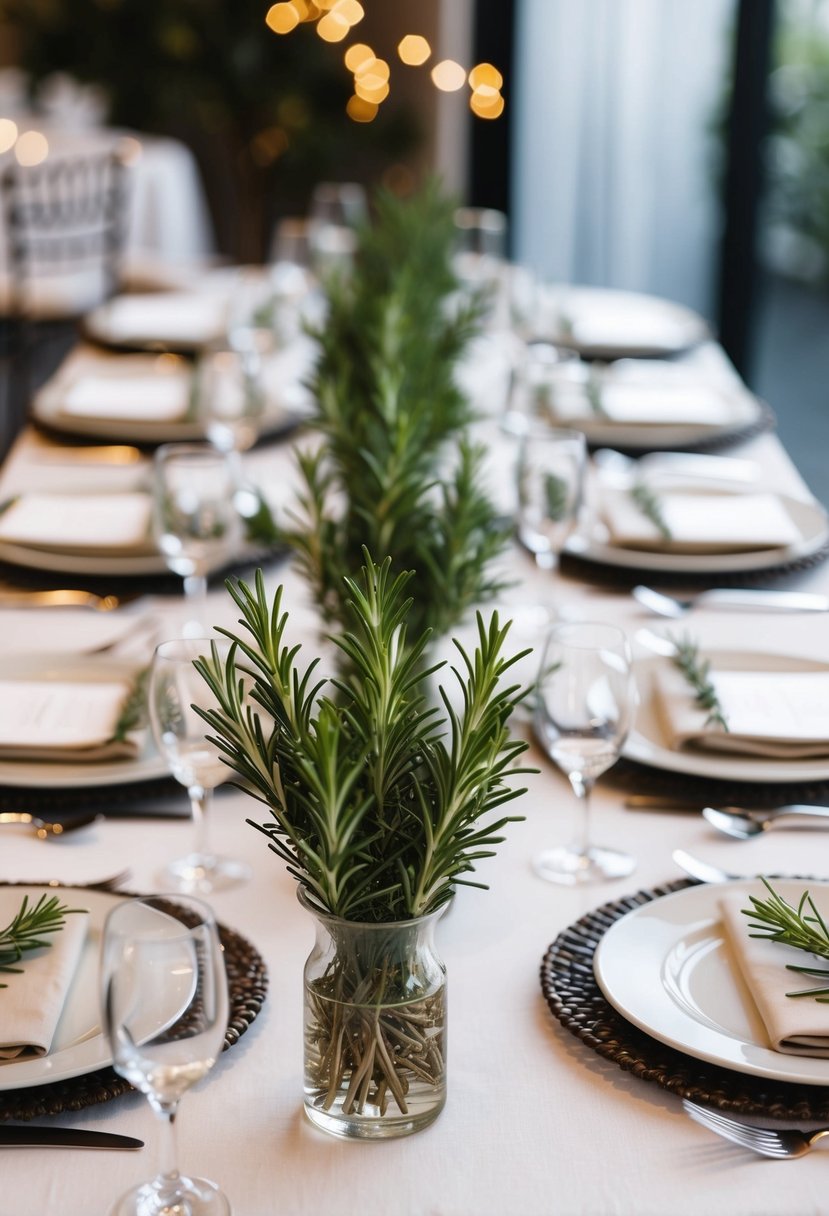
(625, 795), (829, 813)
(693, 589), (829, 613)
(0, 1126), (143, 1150)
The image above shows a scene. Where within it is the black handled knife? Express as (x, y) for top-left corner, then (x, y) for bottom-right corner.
(0, 1126), (143, 1149)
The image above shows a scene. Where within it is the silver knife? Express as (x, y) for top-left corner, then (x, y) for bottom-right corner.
(694, 589), (829, 612)
(0, 1126), (143, 1149)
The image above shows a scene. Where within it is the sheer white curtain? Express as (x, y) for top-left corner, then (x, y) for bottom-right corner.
(512, 0), (735, 319)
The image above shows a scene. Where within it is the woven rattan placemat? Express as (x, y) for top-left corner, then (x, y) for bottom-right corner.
(0, 893), (268, 1121)
(540, 878), (829, 1118)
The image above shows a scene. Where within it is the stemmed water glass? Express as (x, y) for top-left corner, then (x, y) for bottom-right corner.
(308, 181), (367, 276)
(101, 895), (230, 1216)
(533, 621), (636, 884)
(148, 637), (250, 894)
(515, 424), (586, 570)
(152, 442), (241, 635)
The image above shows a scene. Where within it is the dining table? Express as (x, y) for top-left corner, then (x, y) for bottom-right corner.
(1, 296), (829, 1216)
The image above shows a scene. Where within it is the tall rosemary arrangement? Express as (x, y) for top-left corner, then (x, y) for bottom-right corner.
(282, 184), (510, 643)
(196, 554), (533, 922)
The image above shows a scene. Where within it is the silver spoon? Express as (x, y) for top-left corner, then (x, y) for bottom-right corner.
(0, 811), (100, 839)
(703, 804), (829, 840)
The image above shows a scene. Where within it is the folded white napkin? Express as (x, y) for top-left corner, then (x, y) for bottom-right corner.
(562, 297), (698, 351)
(98, 294), (226, 347)
(0, 901), (89, 1060)
(653, 663), (829, 758)
(720, 891), (829, 1056)
(0, 493), (153, 552)
(61, 372), (191, 422)
(601, 487), (801, 553)
(0, 676), (141, 762)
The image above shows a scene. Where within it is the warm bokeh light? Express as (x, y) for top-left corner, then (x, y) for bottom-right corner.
(366, 57), (389, 83)
(397, 34), (431, 66)
(469, 62), (503, 91)
(15, 130), (49, 166)
(354, 79), (389, 103)
(266, 2), (299, 34)
(250, 125), (290, 166)
(344, 43), (374, 73)
(293, 0), (314, 19)
(470, 90), (505, 119)
(117, 136), (143, 165)
(317, 10), (349, 41)
(333, 0), (364, 24)
(0, 118), (18, 155)
(346, 94), (378, 123)
(431, 60), (466, 92)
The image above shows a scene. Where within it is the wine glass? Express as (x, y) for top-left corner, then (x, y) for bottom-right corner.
(515, 424), (586, 570)
(148, 637), (250, 894)
(101, 894), (230, 1216)
(152, 442), (241, 636)
(308, 181), (367, 276)
(533, 621), (636, 884)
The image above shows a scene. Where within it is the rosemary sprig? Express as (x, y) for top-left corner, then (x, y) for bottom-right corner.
(670, 634), (729, 731)
(112, 667), (149, 742)
(544, 472), (570, 522)
(742, 878), (829, 1000)
(631, 482), (672, 541)
(585, 370), (606, 417)
(0, 894), (84, 988)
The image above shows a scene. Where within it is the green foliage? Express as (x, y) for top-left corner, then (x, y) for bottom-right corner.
(670, 633), (729, 731)
(195, 554), (533, 922)
(743, 878), (829, 1001)
(282, 184), (511, 642)
(0, 894), (85, 987)
(631, 482), (672, 541)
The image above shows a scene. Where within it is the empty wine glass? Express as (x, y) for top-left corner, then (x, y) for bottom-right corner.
(308, 181), (367, 276)
(515, 424), (586, 570)
(152, 442), (241, 635)
(148, 637), (250, 894)
(101, 894), (230, 1216)
(533, 621), (636, 884)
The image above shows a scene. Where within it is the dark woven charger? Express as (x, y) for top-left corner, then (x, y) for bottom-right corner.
(541, 877), (829, 1118)
(0, 890), (268, 1122)
(0, 773), (184, 816)
(607, 756), (829, 811)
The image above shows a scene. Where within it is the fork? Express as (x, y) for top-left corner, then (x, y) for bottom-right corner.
(683, 1099), (829, 1158)
(44, 869), (131, 892)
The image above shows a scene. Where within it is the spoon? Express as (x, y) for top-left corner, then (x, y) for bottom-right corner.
(0, 811), (100, 839)
(633, 584), (829, 617)
(703, 804), (829, 840)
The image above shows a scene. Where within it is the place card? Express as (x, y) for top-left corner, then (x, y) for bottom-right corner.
(654, 665), (829, 758)
(0, 678), (131, 753)
(98, 293), (226, 346)
(61, 372), (191, 422)
(601, 488), (801, 552)
(0, 493), (152, 551)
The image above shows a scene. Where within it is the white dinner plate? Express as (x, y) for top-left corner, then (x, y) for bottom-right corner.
(594, 879), (829, 1086)
(625, 646), (829, 783)
(566, 490), (829, 575)
(540, 286), (711, 360)
(0, 886), (198, 1090)
(0, 652), (167, 789)
(0, 886), (124, 1090)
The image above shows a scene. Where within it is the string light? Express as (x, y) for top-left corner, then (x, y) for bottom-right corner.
(15, 130), (49, 166)
(263, 7), (505, 123)
(0, 118), (18, 155)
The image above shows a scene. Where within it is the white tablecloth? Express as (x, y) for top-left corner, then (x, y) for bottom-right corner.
(1, 358), (829, 1216)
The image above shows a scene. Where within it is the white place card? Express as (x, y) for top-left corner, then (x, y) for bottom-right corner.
(0, 493), (152, 550)
(0, 678), (131, 751)
(100, 293), (226, 345)
(602, 489), (801, 552)
(61, 373), (190, 422)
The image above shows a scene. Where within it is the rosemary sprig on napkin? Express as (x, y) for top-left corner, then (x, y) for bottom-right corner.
(112, 667), (149, 743)
(670, 634), (729, 731)
(0, 894), (84, 988)
(742, 879), (829, 1001)
(585, 370), (606, 417)
(631, 482), (672, 541)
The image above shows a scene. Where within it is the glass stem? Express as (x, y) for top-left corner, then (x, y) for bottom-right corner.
(151, 1097), (182, 1210)
(571, 774), (594, 858)
(182, 572), (208, 605)
(189, 785), (212, 860)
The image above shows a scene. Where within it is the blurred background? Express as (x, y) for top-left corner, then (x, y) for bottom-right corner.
(0, 0), (826, 496)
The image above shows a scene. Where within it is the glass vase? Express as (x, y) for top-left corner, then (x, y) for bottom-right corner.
(299, 889), (447, 1139)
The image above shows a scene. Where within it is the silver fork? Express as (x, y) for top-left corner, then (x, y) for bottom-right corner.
(683, 1099), (829, 1158)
